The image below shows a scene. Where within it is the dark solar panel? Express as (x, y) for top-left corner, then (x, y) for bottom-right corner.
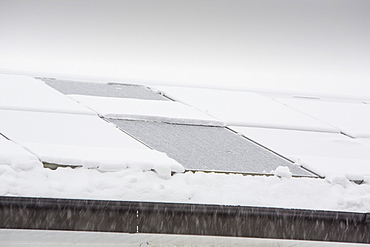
(39, 78), (168, 100)
(110, 119), (312, 176)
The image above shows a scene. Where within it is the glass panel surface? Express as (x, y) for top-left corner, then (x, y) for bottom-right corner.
(111, 119), (312, 176)
(40, 78), (168, 100)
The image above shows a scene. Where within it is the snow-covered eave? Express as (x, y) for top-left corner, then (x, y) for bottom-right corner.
(1, 196), (369, 244)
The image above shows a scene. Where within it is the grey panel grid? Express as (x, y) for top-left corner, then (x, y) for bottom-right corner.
(39, 78), (168, 100)
(110, 119), (312, 176)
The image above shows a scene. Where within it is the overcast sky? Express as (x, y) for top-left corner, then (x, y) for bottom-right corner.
(0, 0), (369, 97)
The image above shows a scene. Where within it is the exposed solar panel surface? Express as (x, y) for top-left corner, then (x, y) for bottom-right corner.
(40, 78), (168, 100)
(110, 119), (312, 176)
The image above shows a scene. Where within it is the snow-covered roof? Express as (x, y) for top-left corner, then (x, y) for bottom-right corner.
(1, 74), (370, 211)
(1, 74), (370, 245)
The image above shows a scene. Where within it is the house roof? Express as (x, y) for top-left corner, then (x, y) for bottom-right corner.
(1, 73), (370, 245)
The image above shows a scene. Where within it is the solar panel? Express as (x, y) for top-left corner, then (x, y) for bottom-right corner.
(39, 78), (168, 100)
(0, 75), (94, 115)
(231, 126), (370, 180)
(231, 126), (370, 160)
(0, 110), (147, 149)
(156, 86), (337, 133)
(110, 119), (312, 176)
(275, 98), (370, 138)
(68, 95), (223, 126)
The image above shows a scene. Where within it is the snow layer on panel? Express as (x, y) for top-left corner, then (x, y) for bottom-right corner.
(276, 98), (370, 138)
(0, 74), (94, 115)
(156, 86), (338, 132)
(0, 136), (42, 171)
(26, 143), (184, 176)
(69, 95), (223, 126)
(232, 126), (370, 179)
(232, 127), (370, 160)
(42, 78), (167, 100)
(0, 109), (147, 149)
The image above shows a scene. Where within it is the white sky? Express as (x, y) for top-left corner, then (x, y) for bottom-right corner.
(0, 0), (369, 97)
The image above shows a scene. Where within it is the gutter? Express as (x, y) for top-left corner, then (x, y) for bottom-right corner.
(0, 196), (369, 244)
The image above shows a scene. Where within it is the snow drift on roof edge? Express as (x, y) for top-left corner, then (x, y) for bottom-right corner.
(0, 136), (42, 172)
(25, 143), (184, 178)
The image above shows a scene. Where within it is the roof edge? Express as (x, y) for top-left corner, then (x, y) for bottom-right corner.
(0, 196), (369, 244)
